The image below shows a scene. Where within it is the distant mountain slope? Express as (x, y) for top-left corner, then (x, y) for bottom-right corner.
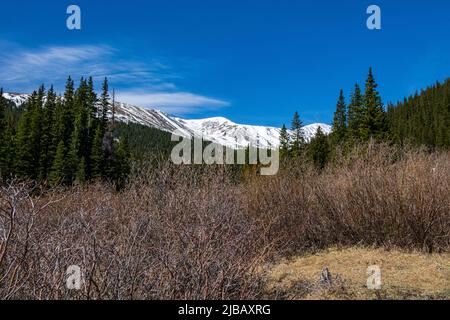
(114, 101), (195, 137)
(3, 92), (331, 149)
(178, 117), (331, 149)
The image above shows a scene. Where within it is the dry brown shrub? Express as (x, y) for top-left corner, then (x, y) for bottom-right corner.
(246, 143), (450, 254)
(0, 167), (272, 300)
(1, 144), (449, 300)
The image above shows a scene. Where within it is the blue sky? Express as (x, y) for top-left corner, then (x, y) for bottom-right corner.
(1, 0), (449, 126)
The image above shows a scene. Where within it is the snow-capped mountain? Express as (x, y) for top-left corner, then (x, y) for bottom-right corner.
(2, 92), (331, 149)
(2, 92), (29, 106)
(178, 117), (281, 149)
(177, 117), (331, 149)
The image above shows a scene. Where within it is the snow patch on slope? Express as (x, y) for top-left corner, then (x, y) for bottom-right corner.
(178, 117), (331, 149)
(114, 102), (195, 137)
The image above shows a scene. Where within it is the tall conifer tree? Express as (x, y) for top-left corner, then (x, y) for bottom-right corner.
(0, 88), (7, 178)
(63, 76), (76, 147)
(347, 83), (364, 140)
(331, 89), (347, 144)
(49, 140), (66, 186)
(100, 78), (109, 135)
(90, 125), (104, 180)
(39, 86), (56, 180)
(308, 127), (330, 170)
(361, 68), (386, 140)
(279, 124), (290, 159)
(290, 111), (305, 156)
(15, 92), (38, 178)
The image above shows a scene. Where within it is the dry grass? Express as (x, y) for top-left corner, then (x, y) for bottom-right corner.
(266, 247), (450, 300)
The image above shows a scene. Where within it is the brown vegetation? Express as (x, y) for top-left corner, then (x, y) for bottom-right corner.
(248, 143), (450, 254)
(0, 144), (449, 299)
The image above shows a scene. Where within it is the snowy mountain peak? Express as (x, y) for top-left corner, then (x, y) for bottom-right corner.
(3, 92), (331, 149)
(187, 116), (235, 124)
(302, 123), (333, 138)
(2, 92), (30, 106)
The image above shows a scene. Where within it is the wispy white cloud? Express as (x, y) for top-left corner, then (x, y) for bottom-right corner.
(0, 45), (114, 85)
(20, 45), (111, 65)
(0, 43), (229, 115)
(116, 91), (230, 114)
(0, 44), (171, 88)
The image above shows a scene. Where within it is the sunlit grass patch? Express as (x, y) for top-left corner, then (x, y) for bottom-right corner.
(266, 247), (450, 300)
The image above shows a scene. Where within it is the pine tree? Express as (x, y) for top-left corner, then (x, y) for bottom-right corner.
(436, 85), (450, 149)
(279, 124), (290, 159)
(361, 68), (386, 140)
(347, 83), (364, 140)
(290, 111), (305, 156)
(100, 78), (109, 134)
(102, 130), (115, 181)
(331, 89), (347, 145)
(65, 78), (91, 182)
(0, 89), (15, 180)
(86, 77), (98, 177)
(0, 88), (7, 179)
(87, 76), (98, 125)
(308, 127), (330, 170)
(90, 125), (104, 180)
(26, 85), (46, 179)
(0, 91), (17, 180)
(51, 98), (66, 147)
(75, 157), (87, 184)
(113, 137), (131, 190)
(15, 92), (37, 178)
(39, 86), (56, 180)
(0, 88), (5, 136)
(49, 140), (66, 187)
(67, 122), (83, 183)
(1, 126), (15, 180)
(63, 77), (76, 143)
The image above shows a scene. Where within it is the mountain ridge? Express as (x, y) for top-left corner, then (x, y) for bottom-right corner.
(2, 92), (332, 149)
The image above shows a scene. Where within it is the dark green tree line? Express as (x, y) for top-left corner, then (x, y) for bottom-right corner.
(387, 78), (450, 149)
(330, 68), (387, 146)
(281, 68), (388, 169)
(0, 77), (131, 189)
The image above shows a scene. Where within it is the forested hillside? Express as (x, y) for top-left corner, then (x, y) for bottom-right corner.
(387, 78), (450, 149)
(116, 122), (175, 159)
